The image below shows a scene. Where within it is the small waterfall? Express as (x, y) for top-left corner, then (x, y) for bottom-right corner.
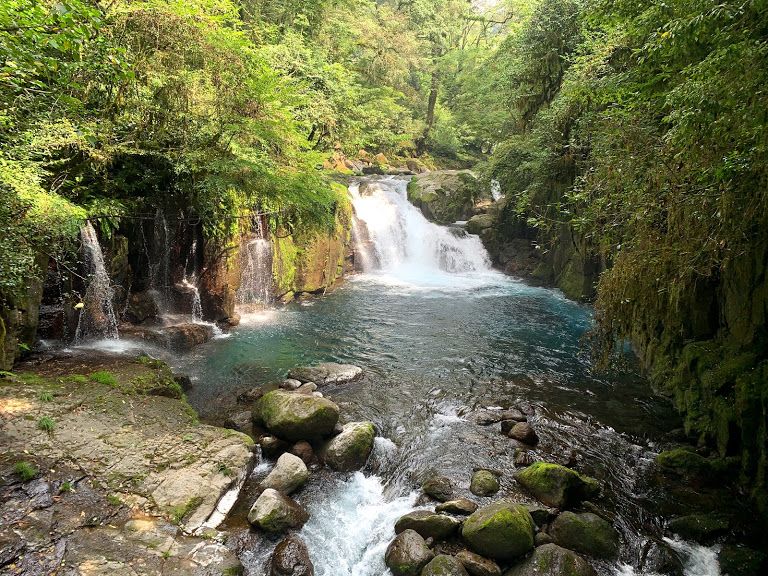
(491, 179), (505, 201)
(350, 176), (495, 285)
(149, 209), (171, 313)
(182, 238), (203, 323)
(75, 222), (119, 341)
(236, 215), (273, 309)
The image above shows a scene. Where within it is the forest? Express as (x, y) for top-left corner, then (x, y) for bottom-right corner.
(1, 1), (767, 575)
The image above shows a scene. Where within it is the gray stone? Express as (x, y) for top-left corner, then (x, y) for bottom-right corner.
(421, 554), (469, 576)
(247, 489), (309, 533)
(320, 421), (375, 472)
(260, 453), (309, 495)
(549, 512), (620, 559)
(456, 550), (501, 576)
(384, 529), (435, 576)
(436, 498), (478, 515)
(423, 476), (454, 502)
(288, 363), (363, 386)
(507, 422), (538, 445)
(395, 510), (462, 540)
(253, 390), (340, 441)
(504, 543), (596, 576)
(470, 470), (500, 497)
(271, 535), (314, 576)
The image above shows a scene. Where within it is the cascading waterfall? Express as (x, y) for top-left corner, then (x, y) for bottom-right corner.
(236, 215), (273, 310)
(350, 176), (496, 287)
(74, 222), (119, 342)
(182, 239), (203, 323)
(149, 209), (171, 313)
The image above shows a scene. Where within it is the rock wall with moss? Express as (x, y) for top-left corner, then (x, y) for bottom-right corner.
(272, 185), (353, 302)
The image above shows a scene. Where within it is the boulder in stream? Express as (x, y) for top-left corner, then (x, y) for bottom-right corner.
(271, 535), (315, 576)
(549, 511), (620, 559)
(290, 440), (315, 465)
(470, 470), (500, 497)
(320, 421), (375, 471)
(260, 452), (309, 495)
(384, 529), (435, 576)
(421, 554), (470, 576)
(253, 390), (340, 441)
(288, 363), (363, 386)
(514, 461), (600, 508)
(436, 498), (478, 515)
(422, 475), (454, 502)
(395, 510), (462, 540)
(456, 550), (501, 576)
(506, 422), (539, 445)
(461, 501), (535, 561)
(247, 488), (309, 533)
(504, 543), (596, 576)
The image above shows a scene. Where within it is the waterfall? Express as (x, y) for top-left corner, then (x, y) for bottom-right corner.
(149, 209), (171, 313)
(182, 239), (203, 323)
(236, 216), (273, 309)
(75, 222), (119, 341)
(350, 176), (496, 286)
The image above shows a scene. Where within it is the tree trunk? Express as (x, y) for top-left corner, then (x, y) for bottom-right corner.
(417, 70), (440, 155)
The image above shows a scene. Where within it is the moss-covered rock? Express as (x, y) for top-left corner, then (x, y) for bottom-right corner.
(384, 529), (435, 576)
(423, 475), (454, 502)
(395, 510), (462, 540)
(549, 512), (620, 559)
(461, 501), (535, 561)
(470, 470), (500, 497)
(320, 421), (375, 471)
(514, 462), (600, 508)
(421, 554), (469, 576)
(655, 448), (729, 483)
(253, 390), (339, 441)
(503, 543), (596, 576)
(666, 514), (729, 542)
(466, 214), (496, 235)
(718, 545), (767, 576)
(407, 171), (486, 225)
(247, 488), (309, 533)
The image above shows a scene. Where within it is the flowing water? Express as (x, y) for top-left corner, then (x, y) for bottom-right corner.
(237, 216), (273, 310)
(156, 177), (718, 574)
(74, 222), (119, 342)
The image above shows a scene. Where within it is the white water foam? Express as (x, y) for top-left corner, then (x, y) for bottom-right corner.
(615, 537), (720, 576)
(299, 472), (417, 576)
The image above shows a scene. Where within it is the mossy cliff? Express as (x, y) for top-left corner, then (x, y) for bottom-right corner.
(271, 184), (353, 302)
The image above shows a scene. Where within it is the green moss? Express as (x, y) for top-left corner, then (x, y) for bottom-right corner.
(68, 374), (88, 384)
(515, 461), (600, 508)
(462, 501), (535, 560)
(14, 460), (38, 481)
(37, 415), (55, 433)
(169, 495), (204, 525)
(90, 370), (118, 387)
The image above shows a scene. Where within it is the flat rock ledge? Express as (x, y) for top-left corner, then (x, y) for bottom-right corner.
(0, 355), (255, 574)
(288, 362), (363, 386)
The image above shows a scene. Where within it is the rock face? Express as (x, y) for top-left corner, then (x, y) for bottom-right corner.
(423, 476), (454, 502)
(436, 499), (478, 515)
(247, 489), (309, 533)
(288, 363), (363, 386)
(461, 501), (535, 561)
(320, 421), (375, 471)
(504, 543), (597, 576)
(421, 554), (470, 576)
(254, 390), (340, 441)
(271, 536), (315, 576)
(384, 529), (435, 576)
(466, 214), (496, 236)
(549, 512), (620, 559)
(407, 170), (486, 225)
(514, 462), (600, 508)
(261, 452), (309, 495)
(506, 422), (539, 445)
(395, 510), (462, 540)
(470, 470), (500, 497)
(456, 550), (501, 576)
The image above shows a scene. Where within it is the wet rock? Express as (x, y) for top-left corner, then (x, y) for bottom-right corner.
(385, 529), (435, 576)
(271, 535), (315, 576)
(667, 513), (729, 543)
(461, 501), (535, 561)
(174, 373), (193, 392)
(456, 549), (501, 576)
(281, 379), (303, 390)
(125, 291), (160, 323)
(320, 421), (375, 472)
(253, 390), (340, 441)
(422, 554), (470, 576)
(655, 448), (728, 484)
(395, 510), (462, 540)
(297, 382), (318, 395)
(157, 323), (214, 351)
(504, 543), (596, 576)
(288, 363), (363, 386)
(408, 170), (485, 225)
(224, 410), (253, 436)
(535, 532), (554, 546)
(247, 488), (309, 533)
(524, 504), (555, 527)
(513, 449), (535, 468)
(260, 435), (291, 459)
(506, 422), (538, 445)
(466, 214), (496, 235)
(436, 499), (478, 516)
(640, 540), (684, 576)
(240, 382), (279, 404)
(549, 511), (619, 559)
(261, 453), (309, 495)
(470, 470), (500, 497)
(514, 462), (600, 508)
(290, 441), (315, 465)
(718, 544), (767, 576)
(423, 476), (454, 502)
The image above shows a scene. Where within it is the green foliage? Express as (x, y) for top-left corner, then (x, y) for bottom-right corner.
(37, 415), (55, 433)
(13, 460), (37, 481)
(38, 391), (54, 402)
(90, 370), (118, 387)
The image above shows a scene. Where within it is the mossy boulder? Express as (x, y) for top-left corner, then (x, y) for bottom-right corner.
(384, 529), (435, 576)
(655, 448), (728, 482)
(718, 545), (767, 576)
(514, 462), (600, 508)
(247, 488), (309, 533)
(421, 554), (469, 576)
(407, 171), (485, 225)
(667, 513), (729, 542)
(470, 470), (500, 497)
(461, 501), (535, 561)
(504, 543), (596, 576)
(466, 214), (496, 235)
(423, 475), (454, 502)
(320, 421), (375, 471)
(253, 390), (339, 441)
(549, 512), (620, 559)
(395, 510), (462, 540)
